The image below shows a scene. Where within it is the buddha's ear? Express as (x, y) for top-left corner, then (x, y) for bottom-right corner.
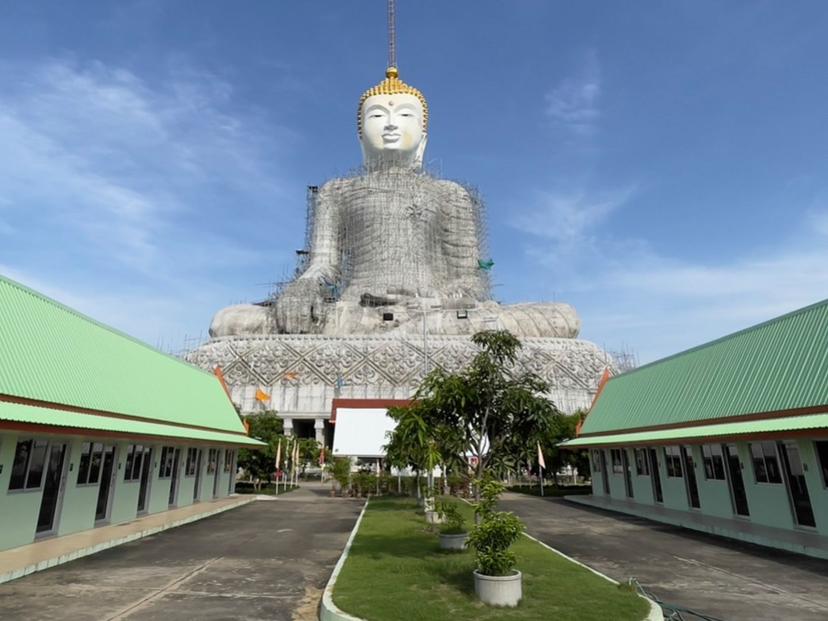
(360, 140), (367, 164)
(413, 135), (428, 169)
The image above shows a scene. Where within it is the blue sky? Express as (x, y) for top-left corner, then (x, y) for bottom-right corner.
(1, 1), (827, 363)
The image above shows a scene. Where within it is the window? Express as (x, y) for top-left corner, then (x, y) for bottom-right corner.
(224, 450), (235, 473)
(610, 449), (624, 474)
(702, 444), (726, 480)
(664, 446), (683, 478)
(124, 445), (146, 482)
(750, 442), (782, 483)
(185, 448), (199, 476)
(207, 449), (220, 474)
(159, 446), (176, 478)
(8, 439), (49, 490)
(591, 450), (601, 472)
(76, 442), (106, 485)
(634, 448), (650, 475)
(816, 441), (828, 487)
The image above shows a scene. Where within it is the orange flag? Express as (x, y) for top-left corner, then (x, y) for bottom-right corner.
(255, 388), (270, 403)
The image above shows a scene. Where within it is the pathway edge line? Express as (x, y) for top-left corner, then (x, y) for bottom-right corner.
(522, 531), (664, 621)
(319, 498), (370, 621)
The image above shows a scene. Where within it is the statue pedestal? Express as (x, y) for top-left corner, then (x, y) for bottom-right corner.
(185, 334), (614, 424)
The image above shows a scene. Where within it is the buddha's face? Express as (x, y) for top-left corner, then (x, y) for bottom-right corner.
(360, 93), (426, 168)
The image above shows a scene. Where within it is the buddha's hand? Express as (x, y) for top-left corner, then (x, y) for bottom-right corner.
(274, 278), (324, 334)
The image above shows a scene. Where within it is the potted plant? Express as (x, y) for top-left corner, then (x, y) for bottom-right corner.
(468, 479), (524, 607)
(437, 501), (468, 551)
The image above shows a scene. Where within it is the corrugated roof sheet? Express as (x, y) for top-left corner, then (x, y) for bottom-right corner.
(581, 300), (828, 435)
(0, 401), (265, 446)
(0, 275), (247, 436)
(562, 412), (828, 447)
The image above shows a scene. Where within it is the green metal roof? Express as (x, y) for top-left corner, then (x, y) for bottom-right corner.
(563, 412), (828, 447)
(0, 401), (265, 446)
(0, 274), (252, 440)
(581, 299), (828, 435)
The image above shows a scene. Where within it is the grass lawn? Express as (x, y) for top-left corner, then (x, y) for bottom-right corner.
(333, 497), (649, 621)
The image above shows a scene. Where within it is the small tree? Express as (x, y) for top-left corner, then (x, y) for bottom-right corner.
(541, 410), (588, 485)
(329, 457), (352, 495)
(468, 478), (523, 576)
(384, 406), (443, 497)
(237, 411), (283, 491)
(296, 438), (322, 476)
(398, 330), (562, 500)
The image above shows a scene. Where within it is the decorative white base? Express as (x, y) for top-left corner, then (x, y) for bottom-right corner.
(424, 510), (443, 525)
(185, 334), (613, 417)
(474, 570), (523, 607)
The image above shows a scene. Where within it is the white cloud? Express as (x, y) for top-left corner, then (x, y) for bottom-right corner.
(513, 185), (635, 245)
(0, 57), (288, 273)
(0, 56), (298, 349)
(519, 208), (828, 363)
(545, 51), (602, 136)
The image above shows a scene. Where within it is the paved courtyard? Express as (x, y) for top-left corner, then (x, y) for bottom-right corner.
(0, 485), (362, 621)
(501, 492), (828, 621)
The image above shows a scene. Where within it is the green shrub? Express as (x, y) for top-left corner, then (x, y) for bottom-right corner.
(353, 471), (376, 496)
(468, 511), (523, 576)
(329, 457), (352, 494)
(468, 475), (524, 576)
(437, 500), (467, 535)
(447, 473), (470, 497)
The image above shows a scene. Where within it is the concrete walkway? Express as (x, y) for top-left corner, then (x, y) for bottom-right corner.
(0, 494), (254, 584)
(0, 484), (363, 621)
(500, 492), (828, 621)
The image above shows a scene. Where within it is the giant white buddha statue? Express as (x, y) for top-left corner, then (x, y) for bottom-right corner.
(210, 67), (580, 339)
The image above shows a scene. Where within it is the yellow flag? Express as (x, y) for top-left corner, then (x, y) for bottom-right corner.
(255, 388), (271, 403)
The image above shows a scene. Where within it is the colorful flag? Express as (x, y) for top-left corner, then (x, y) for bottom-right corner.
(537, 442), (546, 470)
(255, 388), (271, 403)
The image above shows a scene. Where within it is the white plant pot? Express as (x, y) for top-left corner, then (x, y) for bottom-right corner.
(474, 570), (522, 607)
(439, 532), (468, 551)
(424, 510), (443, 524)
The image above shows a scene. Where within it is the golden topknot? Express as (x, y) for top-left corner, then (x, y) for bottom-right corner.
(357, 67), (428, 136)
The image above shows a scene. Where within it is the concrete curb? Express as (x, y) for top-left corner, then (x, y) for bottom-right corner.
(319, 498), (370, 621)
(522, 532), (664, 621)
(0, 496), (255, 585)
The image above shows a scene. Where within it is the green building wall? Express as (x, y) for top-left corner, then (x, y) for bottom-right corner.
(0, 433), (43, 550)
(0, 432), (238, 552)
(587, 438), (828, 545)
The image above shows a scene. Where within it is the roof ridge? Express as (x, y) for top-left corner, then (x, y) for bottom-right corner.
(0, 273), (214, 378)
(613, 298), (828, 380)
